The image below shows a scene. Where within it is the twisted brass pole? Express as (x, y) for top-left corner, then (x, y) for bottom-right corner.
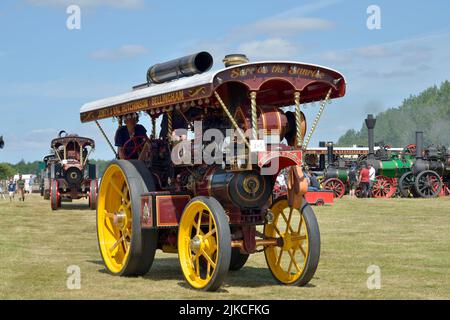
(95, 120), (118, 158)
(294, 91), (302, 148)
(152, 117), (156, 138)
(214, 91), (250, 149)
(302, 88), (332, 149)
(167, 111), (173, 139)
(250, 91), (258, 140)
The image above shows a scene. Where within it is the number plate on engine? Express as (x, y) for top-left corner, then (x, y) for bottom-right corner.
(250, 139), (266, 152)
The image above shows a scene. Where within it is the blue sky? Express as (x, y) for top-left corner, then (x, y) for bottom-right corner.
(1, 0), (449, 162)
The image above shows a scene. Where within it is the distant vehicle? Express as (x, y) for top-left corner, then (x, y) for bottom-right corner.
(40, 154), (58, 199)
(44, 130), (98, 210)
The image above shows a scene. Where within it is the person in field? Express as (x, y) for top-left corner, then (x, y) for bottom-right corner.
(348, 163), (358, 199)
(7, 177), (16, 202)
(0, 182), (6, 200)
(114, 113), (148, 160)
(359, 163), (370, 198)
(368, 163), (376, 197)
(16, 174), (26, 201)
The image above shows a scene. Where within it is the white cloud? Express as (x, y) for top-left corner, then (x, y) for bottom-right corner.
(243, 17), (334, 37)
(322, 44), (392, 64)
(238, 38), (301, 60)
(270, 0), (341, 19)
(26, 0), (144, 9)
(186, 1), (337, 62)
(321, 50), (352, 64)
(355, 45), (393, 58)
(89, 45), (148, 60)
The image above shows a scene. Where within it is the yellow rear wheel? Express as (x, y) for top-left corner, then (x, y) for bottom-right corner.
(97, 160), (157, 276)
(264, 196), (320, 285)
(178, 196), (231, 291)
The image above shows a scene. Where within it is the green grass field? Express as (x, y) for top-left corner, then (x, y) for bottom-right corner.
(1, 193), (449, 299)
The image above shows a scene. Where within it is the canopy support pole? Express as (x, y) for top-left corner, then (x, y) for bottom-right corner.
(82, 147), (93, 168)
(294, 91), (302, 148)
(302, 88), (332, 149)
(167, 111), (173, 139)
(95, 120), (118, 159)
(52, 147), (62, 163)
(151, 117), (156, 138)
(80, 144), (83, 165)
(250, 91), (258, 140)
(214, 91), (250, 149)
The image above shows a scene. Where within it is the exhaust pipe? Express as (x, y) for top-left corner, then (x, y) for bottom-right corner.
(146, 51), (213, 84)
(319, 141), (326, 170)
(365, 114), (376, 160)
(327, 141), (334, 165)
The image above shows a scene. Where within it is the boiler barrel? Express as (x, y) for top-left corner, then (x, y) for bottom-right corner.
(324, 167), (349, 183)
(197, 168), (273, 210)
(378, 158), (413, 178)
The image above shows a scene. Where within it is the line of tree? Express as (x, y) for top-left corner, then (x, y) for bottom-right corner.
(337, 81), (450, 147)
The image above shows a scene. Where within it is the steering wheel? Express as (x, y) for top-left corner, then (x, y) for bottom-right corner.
(122, 135), (147, 160)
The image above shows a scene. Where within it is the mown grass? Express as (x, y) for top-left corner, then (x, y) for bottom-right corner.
(0, 194), (449, 299)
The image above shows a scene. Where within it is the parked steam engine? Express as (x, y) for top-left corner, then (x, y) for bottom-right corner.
(323, 114), (415, 198)
(398, 131), (450, 198)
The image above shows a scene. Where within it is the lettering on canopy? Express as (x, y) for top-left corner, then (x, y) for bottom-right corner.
(215, 63), (340, 89)
(230, 65), (324, 80)
(80, 85), (211, 123)
(150, 90), (184, 107)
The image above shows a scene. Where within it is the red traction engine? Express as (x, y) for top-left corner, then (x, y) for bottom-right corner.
(80, 52), (346, 291)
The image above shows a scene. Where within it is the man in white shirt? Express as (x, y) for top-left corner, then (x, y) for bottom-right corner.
(368, 163), (376, 197)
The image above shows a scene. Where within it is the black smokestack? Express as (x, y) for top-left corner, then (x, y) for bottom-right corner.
(365, 114), (376, 160)
(415, 131), (423, 159)
(327, 141), (334, 165)
(319, 141), (326, 170)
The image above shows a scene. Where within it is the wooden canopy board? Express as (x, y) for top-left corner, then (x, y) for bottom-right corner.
(80, 61), (346, 123)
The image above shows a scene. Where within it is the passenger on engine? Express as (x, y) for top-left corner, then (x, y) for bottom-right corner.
(115, 112), (148, 159)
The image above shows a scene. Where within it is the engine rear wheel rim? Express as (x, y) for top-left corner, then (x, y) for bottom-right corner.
(372, 176), (396, 198)
(416, 171), (442, 197)
(399, 172), (415, 197)
(178, 201), (219, 289)
(97, 164), (132, 274)
(264, 198), (308, 284)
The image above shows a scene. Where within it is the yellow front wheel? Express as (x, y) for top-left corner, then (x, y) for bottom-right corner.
(97, 160), (157, 276)
(264, 196), (320, 285)
(178, 196), (231, 291)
